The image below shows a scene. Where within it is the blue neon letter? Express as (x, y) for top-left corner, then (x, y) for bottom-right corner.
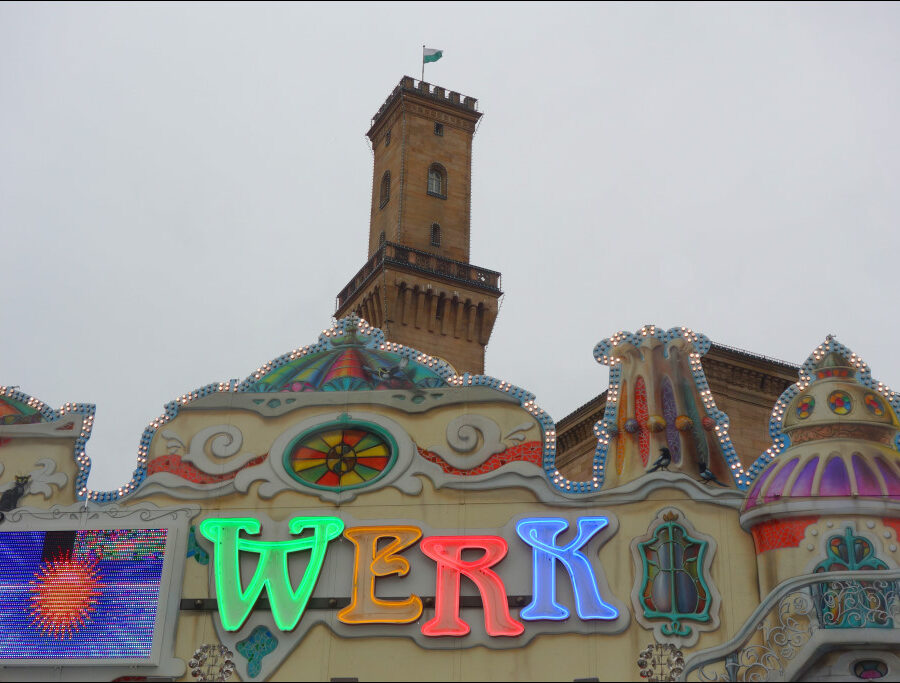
(515, 517), (618, 621)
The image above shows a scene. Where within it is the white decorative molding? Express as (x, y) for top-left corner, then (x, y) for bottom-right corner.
(178, 425), (258, 474)
(134, 425), (265, 500)
(0, 458), (68, 500)
(427, 414), (508, 470)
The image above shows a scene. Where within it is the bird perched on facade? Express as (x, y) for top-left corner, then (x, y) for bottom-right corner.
(366, 357), (416, 388)
(698, 462), (727, 487)
(647, 447), (672, 473)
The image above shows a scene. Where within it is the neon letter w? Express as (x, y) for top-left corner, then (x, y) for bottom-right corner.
(199, 516), (344, 631)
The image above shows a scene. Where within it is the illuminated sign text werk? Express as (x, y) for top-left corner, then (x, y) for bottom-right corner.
(198, 516), (619, 636)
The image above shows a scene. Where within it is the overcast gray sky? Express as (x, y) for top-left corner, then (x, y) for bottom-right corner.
(2, 2), (898, 492)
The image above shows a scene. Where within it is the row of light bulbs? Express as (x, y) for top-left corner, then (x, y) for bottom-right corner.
(83, 315), (559, 501)
(8, 324), (898, 503)
(585, 326), (749, 489)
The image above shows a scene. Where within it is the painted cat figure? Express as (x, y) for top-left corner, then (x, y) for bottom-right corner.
(0, 474), (31, 514)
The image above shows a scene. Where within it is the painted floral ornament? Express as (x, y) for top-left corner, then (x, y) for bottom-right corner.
(647, 416), (666, 433)
(675, 415), (693, 431)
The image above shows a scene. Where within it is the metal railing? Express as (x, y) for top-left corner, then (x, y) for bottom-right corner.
(680, 569), (900, 682)
(335, 241), (501, 311)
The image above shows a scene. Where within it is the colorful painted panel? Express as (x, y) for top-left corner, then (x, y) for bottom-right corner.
(417, 442), (542, 476)
(660, 377), (681, 464)
(616, 380), (628, 475)
(0, 396), (43, 425)
(593, 326), (745, 490)
(750, 517), (818, 554)
(679, 376), (710, 466)
(796, 395), (815, 419)
(829, 390), (853, 415)
(634, 377), (650, 467)
(284, 425), (395, 491)
(248, 327), (448, 392)
(0, 529), (166, 659)
(864, 393), (886, 417)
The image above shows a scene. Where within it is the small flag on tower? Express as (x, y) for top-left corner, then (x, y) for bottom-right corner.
(423, 47), (443, 64)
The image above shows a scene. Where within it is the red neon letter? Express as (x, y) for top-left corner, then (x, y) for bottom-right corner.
(419, 536), (524, 637)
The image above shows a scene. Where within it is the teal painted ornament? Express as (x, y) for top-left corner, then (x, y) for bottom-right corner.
(236, 626), (278, 678)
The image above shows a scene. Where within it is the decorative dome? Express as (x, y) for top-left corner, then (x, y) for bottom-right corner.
(741, 337), (900, 526)
(743, 449), (900, 513)
(783, 353), (899, 432)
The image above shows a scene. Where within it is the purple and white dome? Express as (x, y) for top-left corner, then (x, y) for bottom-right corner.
(741, 343), (900, 527)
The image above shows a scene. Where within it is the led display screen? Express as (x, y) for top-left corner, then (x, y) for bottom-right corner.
(0, 528), (167, 659)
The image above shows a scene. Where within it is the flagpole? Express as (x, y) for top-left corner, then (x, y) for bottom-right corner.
(421, 44), (425, 81)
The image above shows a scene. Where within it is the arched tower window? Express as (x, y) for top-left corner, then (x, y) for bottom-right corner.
(379, 171), (391, 208)
(431, 223), (441, 247)
(378, 231), (386, 248)
(427, 164), (446, 198)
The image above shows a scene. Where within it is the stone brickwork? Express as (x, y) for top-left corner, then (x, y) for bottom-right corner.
(555, 393), (606, 481)
(701, 346), (795, 469)
(337, 264), (498, 374)
(366, 77), (480, 263)
(338, 77), (501, 374)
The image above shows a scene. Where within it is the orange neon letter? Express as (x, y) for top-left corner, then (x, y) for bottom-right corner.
(338, 526), (423, 624)
(419, 536), (524, 637)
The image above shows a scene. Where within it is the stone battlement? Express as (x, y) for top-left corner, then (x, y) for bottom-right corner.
(370, 76), (479, 129)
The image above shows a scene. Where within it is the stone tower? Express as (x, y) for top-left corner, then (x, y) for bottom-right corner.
(335, 76), (501, 374)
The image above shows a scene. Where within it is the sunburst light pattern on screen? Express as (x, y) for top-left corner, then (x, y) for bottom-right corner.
(28, 553), (102, 638)
(0, 529), (166, 659)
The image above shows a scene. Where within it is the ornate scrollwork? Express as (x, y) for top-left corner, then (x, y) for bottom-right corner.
(684, 571), (900, 682)
(696, 590), (815, 682)
(2, 503), (198, 525)
(817, 578), (900, 629)
(427, 415), (508, 470)
(6, 506), (75, 523)
(177, 425), (258, 474)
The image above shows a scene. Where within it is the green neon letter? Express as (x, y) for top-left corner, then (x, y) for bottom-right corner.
(199, 516), (344, 631)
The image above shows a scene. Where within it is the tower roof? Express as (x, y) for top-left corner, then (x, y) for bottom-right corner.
(367, 76), (481, 139)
